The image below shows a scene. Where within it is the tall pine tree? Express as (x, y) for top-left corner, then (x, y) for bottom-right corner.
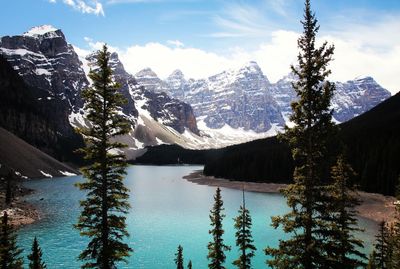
(392, 176), (400, 268)
(0, 212), (23, 269)
(208, 187), (230, 269)
(187, 260), (193, 269)
(75, 44), (132, 269)
(371, 221), (393, 269)
(265, 0), (336, 268)
(370, 178), (400, 269)
(28, 237), (46, 269)
(175, 245), (184, 269)
(233, 190), (256, 269)
(321, 155), (366, 268)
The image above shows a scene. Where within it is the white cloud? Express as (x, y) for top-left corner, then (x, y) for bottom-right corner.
(167, 40), (184, 48)
(84, 37), (120, 53)
(77, 17), (399, 95)
(119, 30), (399, 94)
(118, 42), (235, 78)
(50, 0), (104, 16)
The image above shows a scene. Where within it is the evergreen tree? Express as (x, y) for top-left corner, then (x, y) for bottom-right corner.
(233, 190), (256, 269)
(175, 245), (184, 269)
(28, 237), (46, 269)
(265, 0), (335, 268)
(0, 212), (23, 269)
(320, 155), (366, 268)
(208, 187), (230, 269)
(373, 221), (392, 269)
(392, 176), (400, 268)
(75, 44), (132, 269)
(187, 260), (193, 269)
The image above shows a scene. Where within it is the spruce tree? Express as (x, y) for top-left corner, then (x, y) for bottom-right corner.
(321, 155), (366, 268)
(265, 0), (335, 268)
(208, 187), (230, 269)
(233, 190), (256, 269)
(392, 176), (400, 268)
(0, 212), (23, 269)
(187, 260), (193, 269)
(75, 44), (132, 269)
(175, 245), (184, 269)
(28, 237), (46, 269)
(373, 221), (391, 269)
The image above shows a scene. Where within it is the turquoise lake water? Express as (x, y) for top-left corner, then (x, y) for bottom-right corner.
(18, 165), (378, 268)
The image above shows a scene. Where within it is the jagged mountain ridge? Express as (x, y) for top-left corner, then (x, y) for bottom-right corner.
(0, 25), (392, 159)
(82, 52), (200, 153)
(135, 63), (391, 132)
(136, 62), (285, 133)
(0, 25), (203, 161)
(270, 73), (392, 123)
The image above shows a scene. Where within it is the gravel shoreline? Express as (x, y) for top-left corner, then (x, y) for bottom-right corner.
(184, 170), (397, 224)
(0, 186), (40, 227)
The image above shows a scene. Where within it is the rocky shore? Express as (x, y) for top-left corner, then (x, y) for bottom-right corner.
(0, 186), (40, 227)
(184, 170), (398, 224)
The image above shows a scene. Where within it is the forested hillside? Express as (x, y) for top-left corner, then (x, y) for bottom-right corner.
(204, 92), (400, 195)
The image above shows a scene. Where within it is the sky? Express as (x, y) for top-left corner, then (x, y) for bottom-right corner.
(1, 0), (400, 94)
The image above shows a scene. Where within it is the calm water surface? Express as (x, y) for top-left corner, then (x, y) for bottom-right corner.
(18, 165), (378, 268)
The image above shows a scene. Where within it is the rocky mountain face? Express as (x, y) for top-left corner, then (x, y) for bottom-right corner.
(134, 68), (168, 93)
(270, 74), (392, 123)
(0, 32), (84, 164)
(0, 27), (94, 162)
(333, 76), (392, 122)
(137, 62), (286, 133)
(0, 25), (200, 161)
(135, 62), (391, 132)
(0, 25), (87, 112)
(86, 52), (199, 135)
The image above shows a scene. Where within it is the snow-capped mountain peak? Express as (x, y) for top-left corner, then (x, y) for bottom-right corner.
(167, 69), (185, 80)
(23, 25), (60, 38)
(134, 67), (166, 93)
(353, 75), (373, 82)
(135, 68), (159, 79)
(240, 61), (264, 74)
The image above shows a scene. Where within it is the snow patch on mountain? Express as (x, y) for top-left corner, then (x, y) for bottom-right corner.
(23, 25), (59, 37)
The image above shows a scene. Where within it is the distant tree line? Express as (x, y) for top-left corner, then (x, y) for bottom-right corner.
(203, 92), (400, 196)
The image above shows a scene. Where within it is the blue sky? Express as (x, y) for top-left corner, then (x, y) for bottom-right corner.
(1, 0), (400, 93)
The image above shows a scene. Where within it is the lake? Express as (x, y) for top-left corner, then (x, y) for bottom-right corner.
(18, 165), (378, 268)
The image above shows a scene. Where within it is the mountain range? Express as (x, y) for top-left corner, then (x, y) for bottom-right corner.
(0, 26), (207, 163)
(0, 25), (393, 171)
(135, 62), (391, 132)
